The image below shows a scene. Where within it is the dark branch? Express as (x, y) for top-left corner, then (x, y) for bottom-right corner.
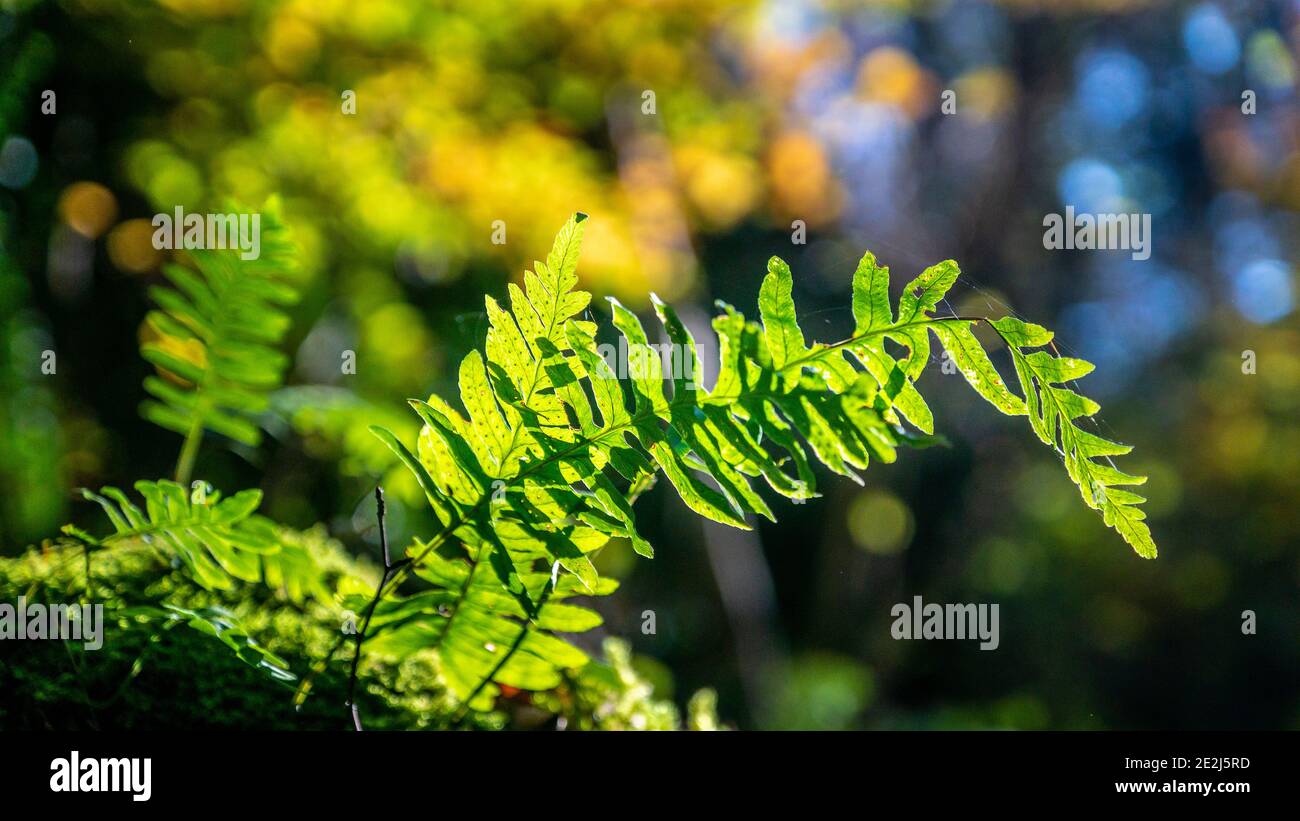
(344, 485), (408, 730)
(376, 486), (391, 568)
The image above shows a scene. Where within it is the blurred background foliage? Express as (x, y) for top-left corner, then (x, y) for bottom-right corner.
(0, 0), (1297, 729)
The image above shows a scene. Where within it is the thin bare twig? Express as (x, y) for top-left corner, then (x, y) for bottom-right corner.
(344, 486), (410, 731)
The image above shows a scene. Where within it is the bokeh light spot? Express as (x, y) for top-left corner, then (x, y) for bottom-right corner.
(847, 489), (913, 554)
(0, 136), (38, 189)
(108, 219), (164, 273)
(1183, 4), (1239, 76)
(1231, 259), (1293, 324)
(59, 182), (119, 239)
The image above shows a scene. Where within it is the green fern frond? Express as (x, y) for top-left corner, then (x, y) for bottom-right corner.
(66, 479), (280, 591)
(138, 199), (299, 483)
(361, 212), (1156, 708)
(382, 215), (1154, 578)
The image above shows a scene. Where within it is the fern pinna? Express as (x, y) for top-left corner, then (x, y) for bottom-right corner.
(64, 480), (277, 590)
(356, 212), (1157, 716)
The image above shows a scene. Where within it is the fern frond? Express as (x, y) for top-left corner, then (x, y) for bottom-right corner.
(138, 199), (299, 482)
(67, 479), (280, 591)
(364, 213), (1157, 709)
(382, 219), (943, 588)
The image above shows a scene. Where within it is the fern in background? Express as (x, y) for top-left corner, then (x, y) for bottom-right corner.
(52, 202), (332, 689)
(63, 480), (280, 591)
(138, 200), (299, 484)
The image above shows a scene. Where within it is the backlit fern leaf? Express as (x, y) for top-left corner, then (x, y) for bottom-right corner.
(65, 479), (280, 591)
(367, 213), (1157, 708)
(69, 478), (341, 600)
(348, 549), (614, 710)
(139, 200), (298, 476)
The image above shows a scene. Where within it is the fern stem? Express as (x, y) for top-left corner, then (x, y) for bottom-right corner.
(174, 417), (204, 487)
(777, 314), (988, 376)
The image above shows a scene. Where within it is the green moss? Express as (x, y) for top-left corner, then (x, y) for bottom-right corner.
(0, 532), (715, 730)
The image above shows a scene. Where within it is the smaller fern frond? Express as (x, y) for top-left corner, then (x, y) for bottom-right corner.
(138, 199), (299, 483)
(67, 479), (280, 591)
